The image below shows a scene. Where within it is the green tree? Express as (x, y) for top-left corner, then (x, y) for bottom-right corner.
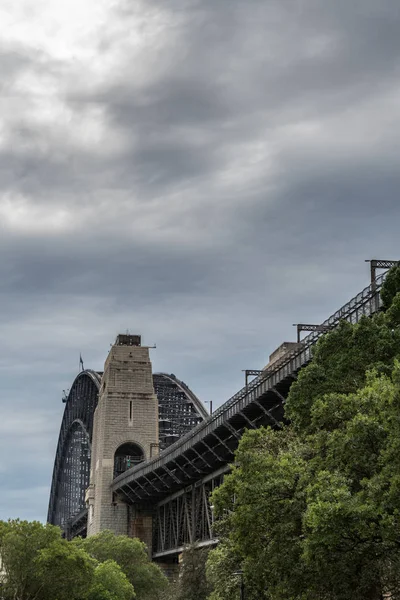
(206, 539), (242, 600)
(208, 268), (400, 599)
(78, 530), (168, 600)
(210, 368), (400, 599)
(0, 520), (112, 600)
(286, 312), (400, 434)
(0, 520), (62, 600)
(172, 545), (211, 600)
(87, 560), (135, 600)
(209, 427), (309, 600)
(381, 264), (400, 310)
(36, 539), (96, 600)
(302, 368), (400, 599)
(0, 521), (138, 600)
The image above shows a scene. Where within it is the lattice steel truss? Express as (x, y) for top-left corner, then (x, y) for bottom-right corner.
(154, 374), (208, 450)
(47, 371), (206, 534)
(113, 270), (395, 556)
(113, 267), (394, 507)
(50, 261), (398, 549)
(153, 469), (226, 557)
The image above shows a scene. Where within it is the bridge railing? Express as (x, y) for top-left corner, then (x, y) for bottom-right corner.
(112, 271), (387, 487)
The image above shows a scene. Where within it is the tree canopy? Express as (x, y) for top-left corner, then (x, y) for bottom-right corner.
(173, 545), (211, 600)
(0, 522), (168, 600)
(77, 530), (168, 600)
(86, 560), (135, 600)
(207, 268), (400, 600)
(0, 520), (97, 600)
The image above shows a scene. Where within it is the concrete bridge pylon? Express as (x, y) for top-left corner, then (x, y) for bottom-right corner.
(86, 334), (159, 540)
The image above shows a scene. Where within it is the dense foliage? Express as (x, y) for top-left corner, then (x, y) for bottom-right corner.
(0, 522), (168, 600)
(76, 530), (168, 600)
(206, 265), (400, 600)
(173, 545), (211, 600)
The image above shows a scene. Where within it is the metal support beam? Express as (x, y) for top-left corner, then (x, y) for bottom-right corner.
(367, 259), (399, 283)
(181, 454), (204, 475)
(293, 323), (331, 343)
(252, 399), (282, 428)
(238, 411), (257, 429)
(173, 461), (194, 480)
(191, 447), (213, 470)
(243, 370), (263, 390)
(142, 475), (162, 494)
(223, 421), (242, 439)
(201, 440), (224, 462)
(115, 488), (135, 504)
(125, 482), (143, 501)
(162, 465), (182, 485)
(366, 259), (399, 312)
(131, 477), (151, 497)
(271, 387), (286, 403)
(152, 469), (170, 490)
(210, 431), (235, 456)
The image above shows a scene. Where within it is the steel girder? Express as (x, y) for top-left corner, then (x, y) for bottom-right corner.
(154, 373), (208, 450)
(114, 397), (284, 503)
(113, 269), (391, 503)
(48, 371), (206, 535)
(51, 266), (394, 544)
(153, 468), (227, 556)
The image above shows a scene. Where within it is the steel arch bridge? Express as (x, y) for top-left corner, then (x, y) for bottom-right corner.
(48, 260), (398, 556)
(47, 371), (207, 533)
(111, 267), (394, 558)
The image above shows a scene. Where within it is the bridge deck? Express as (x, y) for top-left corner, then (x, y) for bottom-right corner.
(112, 272), (386, 505)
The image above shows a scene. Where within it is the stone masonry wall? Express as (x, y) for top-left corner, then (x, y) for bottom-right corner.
(86, 337), (159, 537)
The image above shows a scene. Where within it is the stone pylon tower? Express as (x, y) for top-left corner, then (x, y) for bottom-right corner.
(86, 334), (159, 536)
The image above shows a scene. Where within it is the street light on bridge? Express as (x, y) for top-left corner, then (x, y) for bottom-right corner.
(204, 400), (213, 415)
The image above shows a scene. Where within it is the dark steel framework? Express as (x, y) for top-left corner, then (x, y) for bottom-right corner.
(367, 260), (399, 311)
(153, 467), (227, 558)
(47, 371), (206, 535)
(47, 370), (101, 531)
(49, 263), (396, 554)
(154, 374), (208, 450)
(112, 267), (393, 556)
(293, 324), (331, 343)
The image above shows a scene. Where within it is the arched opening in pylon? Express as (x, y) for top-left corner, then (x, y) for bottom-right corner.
(114, 442), (144, 478)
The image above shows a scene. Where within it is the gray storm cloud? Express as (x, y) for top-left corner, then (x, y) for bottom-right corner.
(0, 0), (400, 520)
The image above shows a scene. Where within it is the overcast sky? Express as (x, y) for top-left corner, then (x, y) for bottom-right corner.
(1, 0), (400, 522)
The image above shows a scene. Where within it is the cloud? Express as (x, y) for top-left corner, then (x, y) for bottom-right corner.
(0, 0), (400, 521)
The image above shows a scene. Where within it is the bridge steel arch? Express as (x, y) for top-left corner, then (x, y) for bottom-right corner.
(47, 370), (102, 530)
(154, 373), (208, 450)
(49, 268), (393, 552)
(47, 370), (206, 534)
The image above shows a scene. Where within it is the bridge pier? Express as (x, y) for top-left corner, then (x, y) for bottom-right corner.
(86, 334), (159, 537)
(48, 336), (207, 541)
(129, 507), (154, 556)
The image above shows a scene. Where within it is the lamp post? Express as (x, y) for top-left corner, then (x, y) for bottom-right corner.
(205, 400), (213, 415)
(233, 570), (245, 600)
